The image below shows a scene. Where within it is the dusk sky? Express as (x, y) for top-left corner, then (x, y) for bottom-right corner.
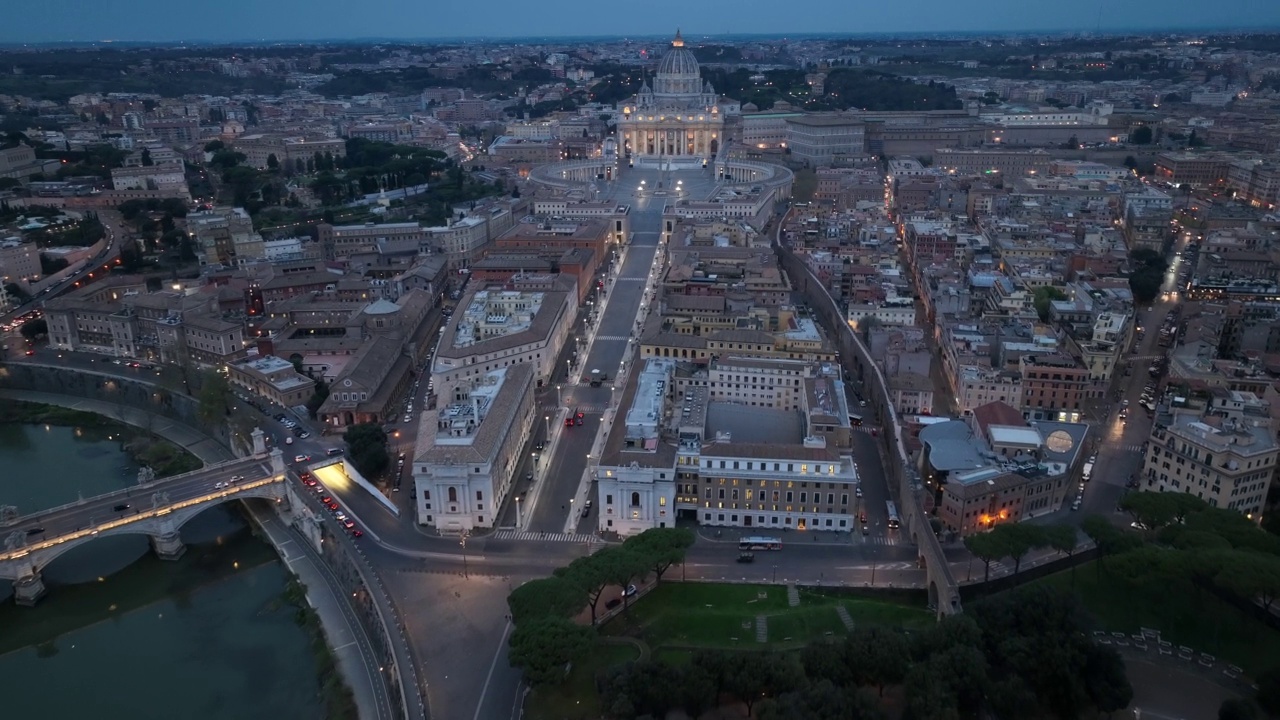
(9, 0), (1280, 43)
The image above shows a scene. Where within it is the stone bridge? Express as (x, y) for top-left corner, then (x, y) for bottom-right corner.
(0, 446), (287, 605)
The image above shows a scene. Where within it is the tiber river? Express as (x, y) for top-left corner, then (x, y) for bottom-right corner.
(0, 422), (324, 720)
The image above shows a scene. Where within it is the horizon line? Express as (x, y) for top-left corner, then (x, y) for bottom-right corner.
(3, 26), (1280, 48)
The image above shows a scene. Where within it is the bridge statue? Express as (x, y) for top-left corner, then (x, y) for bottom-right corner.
(0, 505), (18, 525)
(137, 466), (157, 485)
(4, 530), (25, 551)
(150, 491), (170, 510)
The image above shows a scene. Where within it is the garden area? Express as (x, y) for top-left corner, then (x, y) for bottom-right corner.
(601, 582), (932, 654)
(511, 528), (1136, 720)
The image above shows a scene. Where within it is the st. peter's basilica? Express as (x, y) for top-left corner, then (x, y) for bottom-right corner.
(617, 31), (740, 164)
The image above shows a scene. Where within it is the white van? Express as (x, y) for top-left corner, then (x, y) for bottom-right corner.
(1082, 462), (1094, 481)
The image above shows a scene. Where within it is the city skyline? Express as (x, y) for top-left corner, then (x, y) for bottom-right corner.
(10, 0), (1280, 44)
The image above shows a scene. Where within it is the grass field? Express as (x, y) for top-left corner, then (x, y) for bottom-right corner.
(603, 582), (933, 651)
(1034, 563), (1280, 676)
(525, 641), (641, 720)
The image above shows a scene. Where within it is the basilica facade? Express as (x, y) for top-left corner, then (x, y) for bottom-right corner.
(617, 31), (737, 162)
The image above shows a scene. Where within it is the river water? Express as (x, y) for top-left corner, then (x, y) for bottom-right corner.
(0, 423), (324, 720)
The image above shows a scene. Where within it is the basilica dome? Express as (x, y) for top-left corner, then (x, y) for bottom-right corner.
(656, 30), (699, 77)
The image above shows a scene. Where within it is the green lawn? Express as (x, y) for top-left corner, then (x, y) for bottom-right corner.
(1033, 562), (1280, 676)
(603, 582), (932, 651)
(525, 641), (640, 720)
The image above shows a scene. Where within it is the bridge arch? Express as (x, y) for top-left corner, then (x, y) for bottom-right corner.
(0, 484), (286, 581)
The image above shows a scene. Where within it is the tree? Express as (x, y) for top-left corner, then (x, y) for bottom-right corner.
(1032, 286), (1068, 322)
(1081, 514), (1143, 576)
(342, 423), (389, 479)
(964, 530), (1007, 582)
(266, 153), (279, 171)
(1083, 644), (1133, 717)
(39, 253), (68, 276)
(1120, 491), (1179, 535)
(1215, 551), (1280, 612)
(1130, 126), (1153, 144)
(305, 378), (330, 418)
(19, 318), (47, 341)
(758, 680), (876, 720)
(991, 523), (1046, 581)
(622, 527), (695, 582)
(846, 626), (910, 696)
(507, 576), (587, 625)
(140, 148), (153, 166)
(1123, 155), (1138, 170)
(196, 369), (231, 428)
(203, 139), (225, 153)
(506, 617), (593, 686)
(1258, 666), (1280, 716)
(724, 651), (805, 716)
(561, 549), (619, 625)
(1219, 698), (1258, 720)
(1043, 523), (1081, 585)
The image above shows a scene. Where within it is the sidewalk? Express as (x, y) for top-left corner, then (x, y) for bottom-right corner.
(250, 505), (391, 720)
(0, 389), (235, 464)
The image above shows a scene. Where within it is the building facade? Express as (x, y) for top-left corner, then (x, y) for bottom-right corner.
(617, 31), (729, 162)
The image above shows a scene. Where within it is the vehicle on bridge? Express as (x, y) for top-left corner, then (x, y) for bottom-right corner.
(739, 536), (782, 551)
(886, 501), (901, 530)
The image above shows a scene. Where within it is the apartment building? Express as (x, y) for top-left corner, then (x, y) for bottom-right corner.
(189, 206), (264, 267)
(227, 354), (316, 407)
(425, 197), (524, 270)
(412, 364), (535, 532)
(933, 148), (1051, 177)
(431, 281), (576, 398)
(1141, 413), (1277, 518)
(1153, 152), (1233, 188)
(0, 239), (41, 282)
(316, 221), (427, 260)
(1019, 353), (1094, 422)
(785, 114), (866, 167)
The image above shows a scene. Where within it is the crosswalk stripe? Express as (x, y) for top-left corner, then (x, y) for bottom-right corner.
(491, 530), (600, 543)
(593, 335), (630, 341)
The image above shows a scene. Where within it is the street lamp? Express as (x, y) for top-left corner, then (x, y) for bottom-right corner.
(460, 530), (470, 578)
(515, 496), (523, 528)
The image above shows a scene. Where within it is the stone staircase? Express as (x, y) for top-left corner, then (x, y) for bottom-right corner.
(787, 584), (800, 607)
(755, 615), (768, 643)
(836, 605), (855, 631)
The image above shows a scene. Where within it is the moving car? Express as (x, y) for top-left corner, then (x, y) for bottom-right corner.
(737, 551), (755, 563)
(113, 503), (131, 512)
(294, 455), (310, 463)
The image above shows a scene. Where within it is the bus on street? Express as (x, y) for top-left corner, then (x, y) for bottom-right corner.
(885, 501), (901, 530)
(739, 536), (783, 551)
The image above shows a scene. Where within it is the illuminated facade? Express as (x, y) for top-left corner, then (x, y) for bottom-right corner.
(617, 31), (734, 161)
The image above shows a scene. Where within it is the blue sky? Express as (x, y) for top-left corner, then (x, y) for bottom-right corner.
(9, 0), (1280, 43)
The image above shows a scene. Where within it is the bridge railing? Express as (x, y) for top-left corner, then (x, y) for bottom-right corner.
(0, 473), (284, 563)
(0, 455), (261, 528)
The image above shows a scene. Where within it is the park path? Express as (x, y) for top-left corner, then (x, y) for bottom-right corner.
(600, 635), (651, 662)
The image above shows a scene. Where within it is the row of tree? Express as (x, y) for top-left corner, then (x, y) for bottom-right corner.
(598, 586), (1131, 720)
(505, 528), (694, 686)
(962, 520), (1081, 583)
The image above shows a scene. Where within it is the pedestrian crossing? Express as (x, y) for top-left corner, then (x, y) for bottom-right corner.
(855, 534), (905, 547)
(491, 530), (602, 543)
(593, 335), (630, 342)
(1102, 443), (1145, 453)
